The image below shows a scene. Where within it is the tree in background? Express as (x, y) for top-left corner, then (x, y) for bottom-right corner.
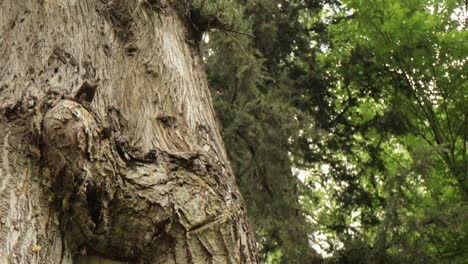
(203, 0), (328, 262)
(204, 0), (467, 263)
(305, 0), (467, 263)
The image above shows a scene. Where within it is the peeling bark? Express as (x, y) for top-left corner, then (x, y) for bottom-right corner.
(0, 1), (257, 263)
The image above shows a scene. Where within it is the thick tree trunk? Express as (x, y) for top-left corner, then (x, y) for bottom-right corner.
(0, 1), (257, 263)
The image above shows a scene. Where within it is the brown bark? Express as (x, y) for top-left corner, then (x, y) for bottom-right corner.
(0, 0), (257, 263)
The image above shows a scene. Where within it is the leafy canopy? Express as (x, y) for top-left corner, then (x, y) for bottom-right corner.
(197, 0), (467, 263)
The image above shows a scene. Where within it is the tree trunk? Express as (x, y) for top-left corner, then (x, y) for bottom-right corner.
(0, 1), (257, 263)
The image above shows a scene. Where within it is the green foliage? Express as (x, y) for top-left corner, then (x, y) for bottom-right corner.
(190, 0), (246, 34)
(302, 0), (468, 262)
(202, 0), (467, 263)
(205, 1), (327, 263)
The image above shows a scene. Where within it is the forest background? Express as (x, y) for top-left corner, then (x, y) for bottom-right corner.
(196, 0), (467, 263)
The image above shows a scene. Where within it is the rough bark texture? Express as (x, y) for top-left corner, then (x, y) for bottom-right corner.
(0, 1), (257, 263)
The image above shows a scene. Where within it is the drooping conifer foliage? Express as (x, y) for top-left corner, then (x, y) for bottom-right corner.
(197, 0), (467, 263)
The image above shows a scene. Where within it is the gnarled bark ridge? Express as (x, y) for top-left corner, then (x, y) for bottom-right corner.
(0, 0), (257, 263)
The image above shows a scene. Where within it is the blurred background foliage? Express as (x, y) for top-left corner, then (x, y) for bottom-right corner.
(193, 0), (467, 263)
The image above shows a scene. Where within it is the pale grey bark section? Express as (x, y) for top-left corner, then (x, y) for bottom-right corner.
(0, 0), (257, 263)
